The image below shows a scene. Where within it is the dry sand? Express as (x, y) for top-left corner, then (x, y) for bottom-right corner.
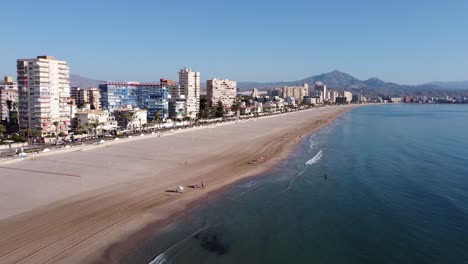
(0, 105), (358, 264)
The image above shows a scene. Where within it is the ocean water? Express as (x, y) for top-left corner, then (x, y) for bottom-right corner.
(122, 104), (468, 264)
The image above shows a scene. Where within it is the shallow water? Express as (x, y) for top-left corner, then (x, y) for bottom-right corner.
(123, 104), (468, 264)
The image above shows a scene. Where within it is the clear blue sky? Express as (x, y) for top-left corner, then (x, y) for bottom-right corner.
(1, 0), (467, 84)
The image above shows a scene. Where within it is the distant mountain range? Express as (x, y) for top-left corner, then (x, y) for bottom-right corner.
(423, 81), (468, 90)
(71, 71), (468, 97)
(237, 70), (468, 97)
(70, 74), (103, 88)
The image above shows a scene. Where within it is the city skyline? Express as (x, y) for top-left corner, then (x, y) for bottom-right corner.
(1, 0), (468, 84)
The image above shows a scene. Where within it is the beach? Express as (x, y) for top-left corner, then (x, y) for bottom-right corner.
(0, 105), (356, 264)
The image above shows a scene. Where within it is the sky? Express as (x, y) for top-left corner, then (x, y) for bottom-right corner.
(1, 0), (467, 84)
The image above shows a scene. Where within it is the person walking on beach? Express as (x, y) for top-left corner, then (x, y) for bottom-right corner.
(202, 181), (205, 189)
(324, 173), (327, 180)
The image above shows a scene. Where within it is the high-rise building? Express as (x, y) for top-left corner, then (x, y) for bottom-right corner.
(177, 68), (200, 118)
(280, 85), (308, 103)
(70, 86), (81, 104)
(343, 91), (353, 103)
(17, 55), (72, 134)
(71, 87), (101, 110)
(0, 76), (19, 124)
(99, 82), (170, 120)
(87, 87), (101, 110)
(314, 82), (327, 101)
(330, 90), (339, 103)
(206, 78), (237, 108)
(251, 88), (259, 99)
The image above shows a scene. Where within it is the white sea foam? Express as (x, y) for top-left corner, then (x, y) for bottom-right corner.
(148, 225), (207, 264)
(241, 180), (257, 189)
(307, 137), (317, 153)
(306, 150), (323, 165)
(149, 252), (168, 264)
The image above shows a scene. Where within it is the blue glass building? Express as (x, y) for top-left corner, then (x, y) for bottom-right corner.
(99, 82), (170, 120)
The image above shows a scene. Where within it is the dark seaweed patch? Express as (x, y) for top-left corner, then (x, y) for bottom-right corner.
(197, 233), (230, 255)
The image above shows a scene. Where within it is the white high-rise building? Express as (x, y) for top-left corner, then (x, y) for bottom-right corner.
(280, 85), (308, 103)
(343, 91), (353, 103)
(0, 76), (18, 124)
(178, 68), (200, 118)
(207, 78), (237, 108)
(17, 55), (72, 134)
(314, 82), (327, 101)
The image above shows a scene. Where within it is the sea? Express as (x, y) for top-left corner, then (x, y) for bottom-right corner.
(121, 104), (468, 264)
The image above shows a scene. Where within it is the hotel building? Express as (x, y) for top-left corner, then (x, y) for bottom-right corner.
(17, 55), (72, 134)
(99, 82), (170, 120)
(177, 68), (200, 118)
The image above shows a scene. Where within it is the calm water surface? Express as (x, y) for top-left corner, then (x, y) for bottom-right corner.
(123, 104), (468, 264)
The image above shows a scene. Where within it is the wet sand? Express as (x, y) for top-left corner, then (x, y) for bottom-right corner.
(0, 105), (358, 264)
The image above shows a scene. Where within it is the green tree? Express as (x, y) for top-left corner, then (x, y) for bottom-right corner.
(154, 111), (161, 129)
(200, 95), (208, 111)
(215, 101), (224, 118)
(0, 124), (6, 138)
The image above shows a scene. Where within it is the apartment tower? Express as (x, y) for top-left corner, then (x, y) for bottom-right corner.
(17, 55), (72, 134)
(178, 68), (200, 118)
(206, 78), (237, 108)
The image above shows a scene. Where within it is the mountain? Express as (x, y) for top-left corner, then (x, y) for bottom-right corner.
(238, 70), (468, 97)
(70, 74), (103, 88)
(423, 81), (468, 90)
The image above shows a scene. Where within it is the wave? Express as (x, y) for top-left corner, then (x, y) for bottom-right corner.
(149, 252), (168, 264)
(148, 225), (208, 264)
(306, 150), (323, 166)
(307, 137), (317, 153)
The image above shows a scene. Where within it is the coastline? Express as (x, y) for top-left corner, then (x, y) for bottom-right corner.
(0, 105), (361, 264)
(93, 105), (359, 263)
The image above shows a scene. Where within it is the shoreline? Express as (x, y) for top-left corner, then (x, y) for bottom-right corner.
(0, 105), (361, 264)
(94, 106), (358, 263)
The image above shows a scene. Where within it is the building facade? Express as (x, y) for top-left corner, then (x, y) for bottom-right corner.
(87, 87), (101, 110)
(177, 68), (200, 118)
(206, 78), (237, 109)
(71, 87), (101, 110)
(314, 82), (327, 101)
(113, 106), (148, 130)
(0, 76), (19, 124)
(99, 82), (170, 120)
(75, 106), (118, 132)
(17, 55), (72, 134)
(343, 91), (353, 103)
(281, 85), (308, 104)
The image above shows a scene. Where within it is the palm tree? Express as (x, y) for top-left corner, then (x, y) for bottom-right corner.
(154, 111), (161, 129)
(52, 121), (60, 143)
(89, 121), (101, 137)
(121, 112), (135, 130)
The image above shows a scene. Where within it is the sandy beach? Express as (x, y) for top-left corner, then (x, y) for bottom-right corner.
(0, 105), (357, 264)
